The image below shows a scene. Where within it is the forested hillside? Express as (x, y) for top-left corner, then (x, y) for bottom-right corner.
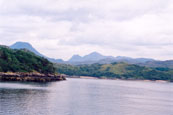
(0, 46), (55, 74)
(55, 62), (173, 81)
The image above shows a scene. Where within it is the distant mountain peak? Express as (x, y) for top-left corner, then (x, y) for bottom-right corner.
(10, 41), (65, 63)
(10, 41), (44, 57)
(68, 51), (108, 63)
(11, 42), (33, 48)
(9, 42), (156, 65)
(90, 51), (101, 55)
(14, 41), (31, 45)
(10, 41), (64, 63)
(11, 41), (33, 48)
(69, 54), (82, 62)
(85, 51), (103, 57)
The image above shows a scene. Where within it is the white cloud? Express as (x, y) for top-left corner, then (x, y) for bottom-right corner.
(0, 0), (173, 60)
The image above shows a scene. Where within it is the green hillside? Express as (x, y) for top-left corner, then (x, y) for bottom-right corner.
(0, 46), (55, 74)
(55, 62), (173, 81)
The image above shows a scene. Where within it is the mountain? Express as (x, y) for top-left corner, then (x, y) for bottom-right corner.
(82, 52), (108, 61)
(68, 52), (155, 65)
(10, 42), (155, 65)
(10, 42), (44, 57)
(112, 56), (155, 64)
(0, 46), (55, 73)
(68, 52), (106, 62)
(68, 55), (82, 62)
(10, 42), (64, 63)
(68, 52), (115, 64)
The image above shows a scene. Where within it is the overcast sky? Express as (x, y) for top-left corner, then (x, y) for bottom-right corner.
(0, 0), (173, 60)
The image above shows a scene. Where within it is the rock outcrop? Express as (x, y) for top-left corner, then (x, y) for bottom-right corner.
(0, 72), (66, 82)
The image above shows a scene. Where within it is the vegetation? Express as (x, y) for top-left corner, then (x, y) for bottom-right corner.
(55, 62), (173, 81)
(1, 45), (173, 81)
(138, 60), (173, 68)
(0, 46), (55, 74)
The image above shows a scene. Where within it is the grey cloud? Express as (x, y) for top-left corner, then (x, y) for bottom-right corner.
(0, 0), (173, 60)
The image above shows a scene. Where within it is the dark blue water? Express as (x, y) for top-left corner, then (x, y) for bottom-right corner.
(0, 78), (173, 115)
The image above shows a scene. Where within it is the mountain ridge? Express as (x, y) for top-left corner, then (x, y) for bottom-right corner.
(9, 41), (159, 65)
(10, 42), (64, 63)
(10, 42), (44, 57)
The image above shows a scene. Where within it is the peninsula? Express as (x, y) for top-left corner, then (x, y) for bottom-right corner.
(0, 45), (66, 82)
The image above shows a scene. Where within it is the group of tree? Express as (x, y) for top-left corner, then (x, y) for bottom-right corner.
(0, 46), (55, 74)
(1, 45), (173, 81)
(54, 62), (173, 81)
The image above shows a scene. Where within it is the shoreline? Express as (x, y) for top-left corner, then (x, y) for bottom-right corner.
(0, 72), (66, 82)
(67, 76), (170, 83)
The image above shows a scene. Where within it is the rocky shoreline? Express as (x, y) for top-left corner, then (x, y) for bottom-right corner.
(0, 72), (66, 82)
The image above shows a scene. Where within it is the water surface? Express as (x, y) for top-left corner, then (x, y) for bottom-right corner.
(0, 78), (173, 115)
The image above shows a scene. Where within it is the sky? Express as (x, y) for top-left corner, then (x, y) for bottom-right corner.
(0, 0), (173, 61)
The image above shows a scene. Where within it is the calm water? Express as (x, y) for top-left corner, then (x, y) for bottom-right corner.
(0, 78), (173, 115)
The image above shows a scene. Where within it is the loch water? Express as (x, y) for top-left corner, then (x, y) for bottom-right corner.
(0, 78), (173, 115)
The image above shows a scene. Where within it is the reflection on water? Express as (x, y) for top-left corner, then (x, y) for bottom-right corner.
(0, 79), (173, 115)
